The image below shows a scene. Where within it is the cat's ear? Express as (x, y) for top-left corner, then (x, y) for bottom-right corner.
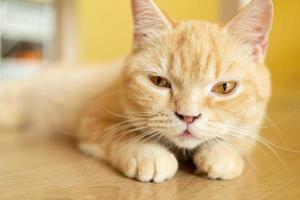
(225, 0), (273, 62)
(131, 0), (172, 45)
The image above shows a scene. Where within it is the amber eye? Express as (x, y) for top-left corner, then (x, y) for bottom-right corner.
(149, 75), (171, 88)
(212, 81), (237, 95)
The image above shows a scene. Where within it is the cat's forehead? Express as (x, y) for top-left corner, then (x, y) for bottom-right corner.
(157, 21), (246, 83)
(129, 21), (252, 85)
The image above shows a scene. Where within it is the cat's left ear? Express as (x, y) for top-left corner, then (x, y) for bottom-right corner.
(131, 0), (172, 45)
(225, 0), (273, 62)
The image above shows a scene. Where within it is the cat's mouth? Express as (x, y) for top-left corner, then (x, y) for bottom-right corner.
(172, 129), (202, 149)
(178, 130), (194, 139)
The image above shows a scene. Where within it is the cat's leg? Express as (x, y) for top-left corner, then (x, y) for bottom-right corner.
(193, 140), (244, 180)
(78, 134), (178, 183)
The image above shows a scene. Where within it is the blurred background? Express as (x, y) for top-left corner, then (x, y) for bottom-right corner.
(0, 0), (299, 99)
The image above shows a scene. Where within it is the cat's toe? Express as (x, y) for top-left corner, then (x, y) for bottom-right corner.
(152, 153), (178, 183)
(137, 149), (178, 183)
(193, 146), (244, 180)
(120, 145), (178, 183)
(123, 158), (138, 178)
(137, 158), (155, 182)
(204, 158), (244, 180)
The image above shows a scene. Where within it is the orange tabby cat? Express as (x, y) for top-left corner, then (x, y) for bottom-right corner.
(0, 0), (273, 183)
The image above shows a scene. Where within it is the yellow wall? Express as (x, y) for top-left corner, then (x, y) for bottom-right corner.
(266, 0), (300, 90)
(76, 0), (218, 61)
(76, 0), (300, 90)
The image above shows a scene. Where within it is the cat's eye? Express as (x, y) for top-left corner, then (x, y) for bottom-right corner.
(212, 81), (237, 95)
(149, 75), (171, 88)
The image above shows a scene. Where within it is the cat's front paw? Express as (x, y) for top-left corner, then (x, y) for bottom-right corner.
(193, 142), (244, 180)
(114, 144), (178, 183)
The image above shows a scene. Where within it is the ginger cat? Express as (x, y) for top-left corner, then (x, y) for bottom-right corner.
(0, 0), (273, 183)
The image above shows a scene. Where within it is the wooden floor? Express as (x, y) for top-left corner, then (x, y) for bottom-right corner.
(0, 94), (299, 200)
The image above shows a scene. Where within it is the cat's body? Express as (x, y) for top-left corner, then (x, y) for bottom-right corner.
(0, 0), (273, 183)
(0, 63), (122, 133)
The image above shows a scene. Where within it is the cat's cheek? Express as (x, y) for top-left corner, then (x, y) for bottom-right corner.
(187, 118), (215, 139)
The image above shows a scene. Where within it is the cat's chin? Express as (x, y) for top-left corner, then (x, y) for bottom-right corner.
(171, 136), (203, 149)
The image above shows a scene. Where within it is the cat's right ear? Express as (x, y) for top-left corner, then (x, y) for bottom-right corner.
(225, 0), (273, 62)
(131, 0), (172, 45)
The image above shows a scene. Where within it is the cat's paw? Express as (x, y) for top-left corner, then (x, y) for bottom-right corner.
(114, 144), (178, 183)
(193, 142), (244, 180)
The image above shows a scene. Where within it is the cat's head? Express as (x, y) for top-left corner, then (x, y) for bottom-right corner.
(122, 0), (273, 149)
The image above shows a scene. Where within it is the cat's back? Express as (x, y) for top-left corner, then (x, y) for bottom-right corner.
(0, 60), (124, 133)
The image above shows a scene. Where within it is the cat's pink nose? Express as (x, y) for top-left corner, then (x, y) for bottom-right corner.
(175, 112), (201, 124)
